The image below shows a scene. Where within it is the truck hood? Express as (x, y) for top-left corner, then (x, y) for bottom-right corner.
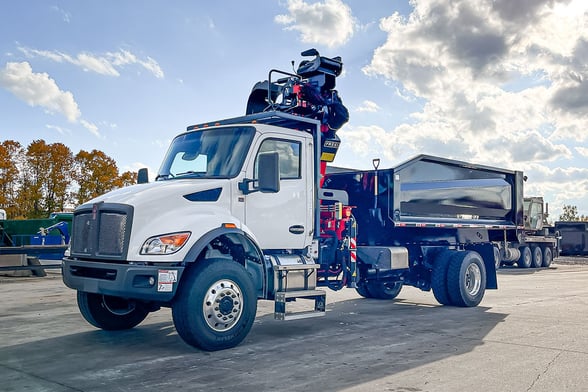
(80, 179), (227, 208)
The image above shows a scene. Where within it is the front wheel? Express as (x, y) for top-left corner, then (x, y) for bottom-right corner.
(172, 259), (257, 351)
(77, 292), (149, 330)
(447, 251), (486, 307)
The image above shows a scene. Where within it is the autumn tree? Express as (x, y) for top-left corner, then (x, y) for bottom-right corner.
(14, 140), (74, 218)
(0, 140), (137, 218)
(74, 149), (129, 204)
(559, 204), (579, 221)
(0, 140), (24, 217)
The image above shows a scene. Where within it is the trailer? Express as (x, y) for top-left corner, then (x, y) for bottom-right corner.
(555, 221), (588, 255)
(0, 213), (71, 276)
(62, 49), (530, 351)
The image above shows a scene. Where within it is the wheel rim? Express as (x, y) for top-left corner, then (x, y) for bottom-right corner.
(464, 263), (482, 296)
(203, 279), (243, 332)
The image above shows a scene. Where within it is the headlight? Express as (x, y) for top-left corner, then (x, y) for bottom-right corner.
(141, 232), (191, 255)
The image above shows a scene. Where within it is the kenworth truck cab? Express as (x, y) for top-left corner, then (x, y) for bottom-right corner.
(63, 51), (506, 351)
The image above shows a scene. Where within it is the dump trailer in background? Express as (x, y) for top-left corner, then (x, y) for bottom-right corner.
(555, 221), (588, 255)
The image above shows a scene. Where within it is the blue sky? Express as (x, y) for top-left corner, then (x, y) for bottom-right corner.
(1, 0), (587, 220)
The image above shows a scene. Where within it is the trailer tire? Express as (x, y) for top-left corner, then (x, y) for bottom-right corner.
(518, 246), (532, 268)
(431, 250), (452, 305)
(172, 259), (256, 351)
(542, 247), (553, 268)
(447, 251), (486, 307)
(77, 291), (149, 330)
(366, 281), (402, 300)
(531, 246), (543, 268)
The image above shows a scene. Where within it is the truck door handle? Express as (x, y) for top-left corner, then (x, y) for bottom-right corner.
(289, 225), (305, 234)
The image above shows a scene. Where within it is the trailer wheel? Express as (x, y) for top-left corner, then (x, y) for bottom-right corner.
(77, 292), (149, 330)
(542, 247), (553, 268)
(366, 281), (402, 300)
(447, 251), (486, 307)
(431, 250), (452, 305)
(531, 246), (543, 268)
(172, 259), (256, 351)
(518, 246), (532, 268)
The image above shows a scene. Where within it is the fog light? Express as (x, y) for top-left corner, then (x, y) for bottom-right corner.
(148, 276), (155, 286)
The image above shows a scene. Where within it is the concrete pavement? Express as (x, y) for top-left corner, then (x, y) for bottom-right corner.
(1, 260), (587, 391)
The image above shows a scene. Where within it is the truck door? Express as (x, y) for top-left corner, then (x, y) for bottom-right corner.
(244, 135), (312, 250)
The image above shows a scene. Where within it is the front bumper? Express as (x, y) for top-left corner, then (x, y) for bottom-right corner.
(62, 257), (185, 303)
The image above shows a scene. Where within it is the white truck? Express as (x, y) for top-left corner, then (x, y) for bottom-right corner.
(63, 50), (509, 351)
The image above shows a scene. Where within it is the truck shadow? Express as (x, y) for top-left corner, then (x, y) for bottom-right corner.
(0, 297), (506, 392)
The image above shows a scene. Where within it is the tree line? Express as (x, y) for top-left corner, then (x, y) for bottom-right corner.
(0, 139), (136, 219)
(559, 205), (588, 222)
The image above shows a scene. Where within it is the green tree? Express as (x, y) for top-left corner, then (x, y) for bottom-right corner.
(559, 204), (579, 221)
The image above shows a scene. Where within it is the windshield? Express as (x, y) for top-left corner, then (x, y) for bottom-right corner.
(157, 126), (255, 180)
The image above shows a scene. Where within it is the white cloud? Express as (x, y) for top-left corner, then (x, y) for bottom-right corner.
(576, 146), (588, 157)
(358, 0), (588, 169)
(0, 61), (81, 122)
(275, 0), (356, 48)
(18, 47), (164, 79)
(80, 120), (100, 138)
(355, 100), (381, 113)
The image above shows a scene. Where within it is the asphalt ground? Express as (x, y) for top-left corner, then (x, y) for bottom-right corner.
(1, 257), (587, 392)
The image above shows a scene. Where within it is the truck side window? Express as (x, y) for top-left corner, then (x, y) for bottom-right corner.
(255, 139), (301, 179)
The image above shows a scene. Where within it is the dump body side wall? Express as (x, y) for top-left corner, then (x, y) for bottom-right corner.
(323, 155), (523, 247)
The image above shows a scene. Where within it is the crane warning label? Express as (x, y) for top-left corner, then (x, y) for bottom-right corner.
(157, 270), (178, 292)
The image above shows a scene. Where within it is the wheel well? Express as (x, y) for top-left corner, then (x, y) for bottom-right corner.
(183, 229), (265, 298)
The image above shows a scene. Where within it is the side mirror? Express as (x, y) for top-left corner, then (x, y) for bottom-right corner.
(137, 168), (149, 184)
(258, 152), (280, 193)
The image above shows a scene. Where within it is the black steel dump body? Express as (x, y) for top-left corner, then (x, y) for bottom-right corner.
(323, 155), (524, 246)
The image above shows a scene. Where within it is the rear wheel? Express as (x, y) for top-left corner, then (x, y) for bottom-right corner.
(77, 292), (149, 330)
(542, 247), (553, 267)
(447, 251), (486, 307)
(518, 246), (532, 268)
(531, 246), (543, 268)
(431, 250), (452, 305)
(172, 259), (257, 351)
(493, 246), (502, 270)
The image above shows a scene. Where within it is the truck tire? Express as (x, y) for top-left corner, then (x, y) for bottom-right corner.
(431, 250), (452, 305)
(77, 291), (149, 330)
(531, 246), (543, 268)
(355, 280), (373, 298)
(366, 280), (402, 300)
(542, 246), (553, 268)
(172, 259), (257, 351)
(447, 251), (486, 307)
(493, 246), (501, 270)
(518, 246), (532, 268)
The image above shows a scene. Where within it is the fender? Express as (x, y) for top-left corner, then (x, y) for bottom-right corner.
(182, 226), (267, 297)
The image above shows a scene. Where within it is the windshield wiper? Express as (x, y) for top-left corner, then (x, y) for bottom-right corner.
(175, 171), (207, 178)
